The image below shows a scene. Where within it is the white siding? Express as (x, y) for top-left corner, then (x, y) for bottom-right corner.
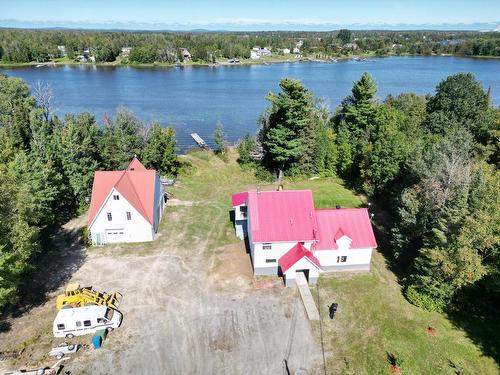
(283, 258), (320, 285)
(90, 188), (154, 244)
(234, 204), (247, 221)
(252, 241), (314, 270)
(314, 248), (373, 268)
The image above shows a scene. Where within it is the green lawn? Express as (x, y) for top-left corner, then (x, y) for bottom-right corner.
(175, 151), (498, 374)
(312, 252), (498, 374)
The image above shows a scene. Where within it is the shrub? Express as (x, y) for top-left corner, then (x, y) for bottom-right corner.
(405, 285), (445, 312)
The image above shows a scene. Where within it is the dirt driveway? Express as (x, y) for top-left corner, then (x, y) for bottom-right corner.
(0, 157), (323, 375)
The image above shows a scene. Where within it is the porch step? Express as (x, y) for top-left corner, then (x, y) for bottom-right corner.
(295, 272), (319, 320)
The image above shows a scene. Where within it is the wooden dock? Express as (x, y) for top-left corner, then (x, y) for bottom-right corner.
(190, 133), (209, 149)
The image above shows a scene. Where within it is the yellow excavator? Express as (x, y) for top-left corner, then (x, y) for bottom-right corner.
(56, 283), (122, 310)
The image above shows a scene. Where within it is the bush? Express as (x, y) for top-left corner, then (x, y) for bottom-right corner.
(81, 226), (91, 247)
(405, 285), (445, 312)
(254, 165), (275, 182)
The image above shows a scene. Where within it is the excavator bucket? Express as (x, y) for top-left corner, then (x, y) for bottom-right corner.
(56, 284), (123, 309)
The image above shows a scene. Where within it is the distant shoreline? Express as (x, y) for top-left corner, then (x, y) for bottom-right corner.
(1, 53), (500, 69)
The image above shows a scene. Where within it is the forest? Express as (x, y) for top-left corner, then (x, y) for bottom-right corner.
(0, 28), (499, 64)
(0, 75), (179, 310)
(238, 72), (499, 316)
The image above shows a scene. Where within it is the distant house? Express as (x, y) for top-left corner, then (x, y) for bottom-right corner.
(180, 48), (192, 60)
(250, 46), (272, 59)
(121, 47), (132, 57)
(293, 47), (301, 54)
(76, 48), (95, 63)
(282, 48), (291, 54)
(88, 157), (165, 245)
(231, 189), (377, 286)
(344, 43), (359, 50)
(57, 45), (66, 57)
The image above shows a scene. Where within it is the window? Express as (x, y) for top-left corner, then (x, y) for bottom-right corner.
(337, 256), (347, 263)
(57, 323), (65, 330)
(240, 206), (247, 218)
(107, 212), (112, 221)
(83, 320), (91, 327)
(97, 318), (104, 323)
(76, 321), (81, 327)
(105, 308), (114, 321)
(113, 195), (119, 200)
(262, 243), (272, 250)
(265, 259), (276, 263)
(126, 212), (131, 220)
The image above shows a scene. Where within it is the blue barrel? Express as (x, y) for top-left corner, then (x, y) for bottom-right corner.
(92, 335), (102, 349)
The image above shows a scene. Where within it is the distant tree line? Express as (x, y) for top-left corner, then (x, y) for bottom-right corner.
(0, 28), (499, 64)
(0, 74), (179, 310)
(239, 72), (499, 314)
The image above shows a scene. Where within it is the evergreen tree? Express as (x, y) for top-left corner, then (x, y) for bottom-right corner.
(99, 107), (144, 170)
(142, 122), (179, 175)
(56, 113), (100, 207)
(333, 72), (379, 181)
(213, 121), (228, 156)
(260, 78), (313, 177)
(360, 106), (410, 195)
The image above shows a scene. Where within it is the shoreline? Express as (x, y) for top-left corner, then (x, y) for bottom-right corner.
(1, 53), (499, 69)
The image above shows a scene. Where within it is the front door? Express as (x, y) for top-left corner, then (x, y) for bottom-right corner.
(296, 269), (310, 282)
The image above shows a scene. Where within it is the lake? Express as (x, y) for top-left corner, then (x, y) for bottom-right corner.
(1, 56), (500, 150)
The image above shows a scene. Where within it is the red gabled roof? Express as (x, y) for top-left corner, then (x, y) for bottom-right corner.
(127, 156), (147, 171)
(314, 208), (377, 250)
(88, 159), (157, 226)
(279, 243), (322, 273)
(231, 192), (248, 207)
(248, 190), (317, 242)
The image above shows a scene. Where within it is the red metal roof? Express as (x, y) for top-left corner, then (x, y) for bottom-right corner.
(314, 208), (377, 250)
(248, 190), (317, 243)
(231, 192), (248, 207)
(279, 243), (322, 273)
(88, 159), (156, 226)
(127, 156), (147, 171)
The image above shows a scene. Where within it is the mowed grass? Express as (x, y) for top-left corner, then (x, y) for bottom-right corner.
(312, 255), (499, 374)
(170, 150), (498, 374)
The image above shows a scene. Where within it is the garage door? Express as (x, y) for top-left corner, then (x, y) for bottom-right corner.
(105, 229), (127, 243)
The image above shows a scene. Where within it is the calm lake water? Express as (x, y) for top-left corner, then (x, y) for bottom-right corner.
(1, 56), (500, 150)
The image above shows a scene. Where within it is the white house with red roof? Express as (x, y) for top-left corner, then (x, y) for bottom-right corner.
(231, 189), (377, 286)
(88, 157), (165, 245)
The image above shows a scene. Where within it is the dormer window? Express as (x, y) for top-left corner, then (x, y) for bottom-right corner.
(113, 195), (120, 200)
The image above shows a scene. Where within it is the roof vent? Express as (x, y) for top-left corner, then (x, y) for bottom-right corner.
(336, 205), (341, 209)
(257, 187), (261, 194)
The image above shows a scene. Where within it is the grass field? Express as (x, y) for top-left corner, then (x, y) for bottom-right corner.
(183, 150), (498, 374)
(1, 150), (497, 374)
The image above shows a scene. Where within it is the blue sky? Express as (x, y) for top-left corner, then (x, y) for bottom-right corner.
(1, 0), (499, 30)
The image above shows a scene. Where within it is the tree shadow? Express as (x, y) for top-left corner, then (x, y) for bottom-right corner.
(447, 309), (500, 365)
(1, 222), (87, 322)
